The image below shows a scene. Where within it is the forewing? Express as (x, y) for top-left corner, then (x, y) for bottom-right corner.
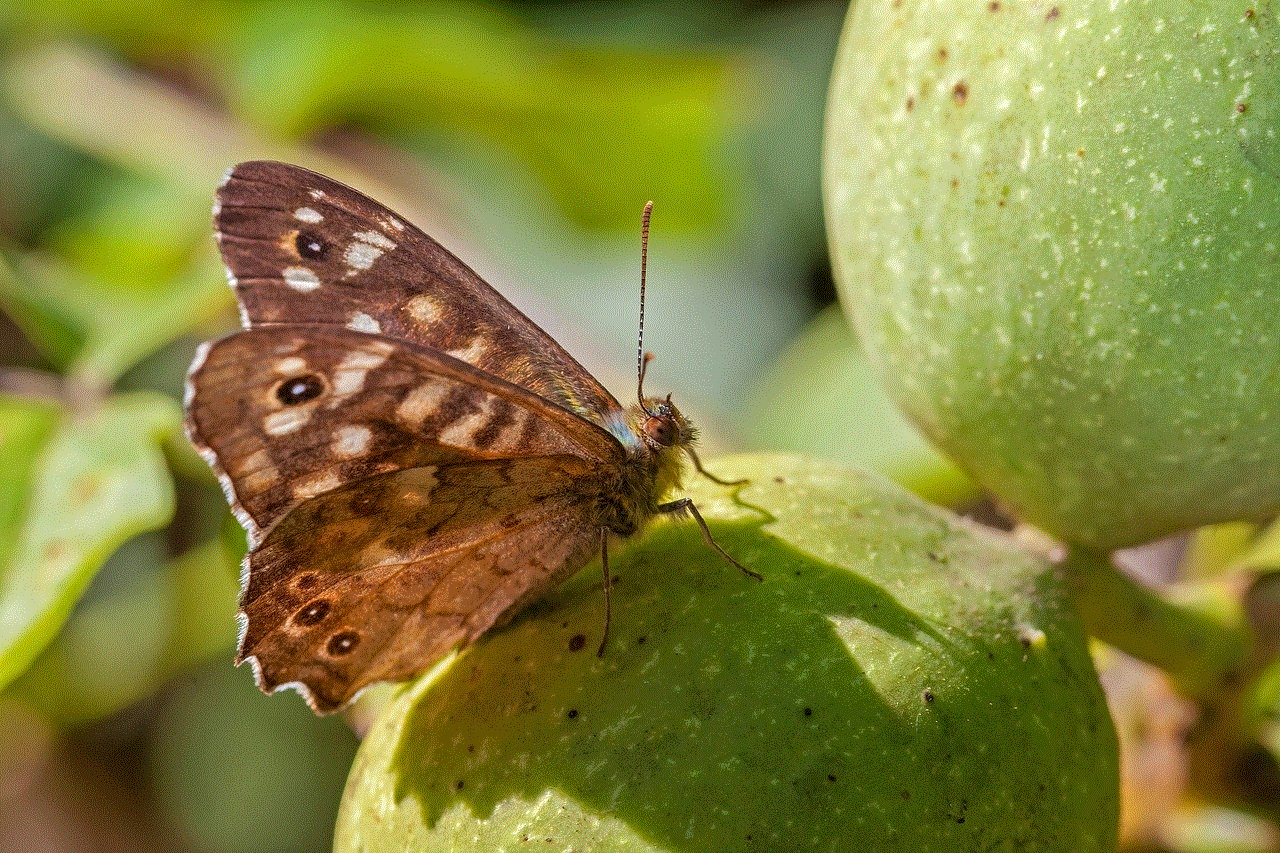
(237, 459), (605, 713)
(215, 160), (623, 423)
(185, 325), (623, 541)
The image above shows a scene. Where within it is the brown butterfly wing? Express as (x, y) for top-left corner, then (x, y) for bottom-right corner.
(238, 459), (604, 712)
(215, 160), (623, 426)
(186, 325), (623, 541)
(186, 326), (630, 710)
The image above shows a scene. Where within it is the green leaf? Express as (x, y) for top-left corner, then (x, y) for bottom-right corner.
(221, 0), (731, 229)
(9, 534), (240, 723)
(0, 392), (179, 691)
(0, 396), (62, 573)
(5, 253), (231, 389)
(0, 256), (85, 370)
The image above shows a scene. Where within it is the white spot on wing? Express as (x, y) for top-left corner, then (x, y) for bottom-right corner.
(354, 229), (396, 250)
(275, 356), (307, 375)
(309, 189), (326, 200)
(283, 266), (321, 291)
(294, 206), (323, 224)
(405, 294), (442, 326)
(341, 230), (397, 274)
(382, 215), (405, 231)
(438, 396), (498, 447)
(265, 408), (311, 435)
(294, 469), (342, 500)
(329, 343), (393, 400)
(446, 337), (487, 365)
(332, 425), (373, 458)
(219, 166), (235, 187)
(344, 242), (382, 271)
(348, 311), (381, 334)
(396, 381), (449, 425)
(242, 463), (280, 492)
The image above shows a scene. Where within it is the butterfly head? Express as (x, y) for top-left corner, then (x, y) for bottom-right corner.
(635, 394), (696, 451)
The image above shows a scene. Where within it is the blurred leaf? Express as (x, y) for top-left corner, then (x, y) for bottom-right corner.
(0, 395), (61, 572)
(45, 170), (207, 284)
(0, 256), (84, 370)
(9, 533), (239, 723)
(2, 41), (272, 195)
(163, 535), (240, 676)
(0, 391), (178, 691)
(153, 660), (358, 853)
(742, 306), (976, 506)
(219, 0), (732, 229)
(1182, 522), (1266, 579)
(1232, 518), (1280, 574)
(5, 252), (230, 388)
(0, 0), (241, 60)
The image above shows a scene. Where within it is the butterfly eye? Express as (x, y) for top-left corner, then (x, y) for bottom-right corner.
(295, 231), (328, 260)
(276, 374), (326, 405)
(643, 414), (678, 447)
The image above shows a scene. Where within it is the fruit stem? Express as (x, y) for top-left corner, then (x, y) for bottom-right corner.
(1062, 547), (1249, 702)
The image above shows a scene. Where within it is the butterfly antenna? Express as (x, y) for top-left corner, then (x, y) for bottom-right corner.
(636, 200), (655, 416)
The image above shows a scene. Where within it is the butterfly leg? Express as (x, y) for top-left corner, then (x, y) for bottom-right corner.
(686, 446), (748, 487)
(597, 528), (612, 657)
(659, 498), (762, 581)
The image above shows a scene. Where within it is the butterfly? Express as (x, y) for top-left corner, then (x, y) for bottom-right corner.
(185, 161), (758, 713)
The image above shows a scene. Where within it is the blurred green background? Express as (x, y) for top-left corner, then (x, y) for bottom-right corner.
(0, 2), (977, 851)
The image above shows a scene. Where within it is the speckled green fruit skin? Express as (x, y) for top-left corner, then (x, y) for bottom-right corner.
(824, 0), (1280, 550)
(334, 455), (1117, 853)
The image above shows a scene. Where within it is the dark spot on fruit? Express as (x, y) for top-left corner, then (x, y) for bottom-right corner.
(567, 708), (578, 720)
(803, 707), (813, 716)
(454, 779), (465, 791)
(276, 374), (325, 405)
(568, 634), (586, 652)
(905, 96), (914, 111)
(988, 1), (1000, 9)
(952, 81), (969, 105)
(827, 774), (837, 782)
(295, 230), (327, 260)
(295, 599), (330, 626)
(1237, 103), (1248, 114)
(924, 689), (936, 703)
(937, 47), (949, 61)
(1045, 5), (1061, 19)
(327, 630), (360, 656)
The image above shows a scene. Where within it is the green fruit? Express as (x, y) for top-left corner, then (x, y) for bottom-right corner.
(824, 0), (1280, 550)
(334, 455), (1117, 852)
